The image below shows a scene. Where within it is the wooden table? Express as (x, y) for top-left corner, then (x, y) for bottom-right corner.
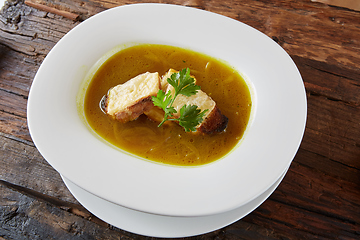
(1, 0), (359, 239)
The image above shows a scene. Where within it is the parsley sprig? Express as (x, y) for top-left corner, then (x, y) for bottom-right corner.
(152, 68), (208, 132)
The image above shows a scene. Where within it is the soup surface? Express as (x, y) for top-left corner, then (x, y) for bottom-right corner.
(84, 44), (252, 166)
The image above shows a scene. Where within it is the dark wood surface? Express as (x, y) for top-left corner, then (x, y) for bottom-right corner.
(1, 0), (359, 239)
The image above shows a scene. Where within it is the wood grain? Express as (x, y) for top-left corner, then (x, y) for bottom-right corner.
(0, 0), (359, 239)
(312, 0), (360, 11)
(0, 183), (127, 239)
(24, 0), (80, 21)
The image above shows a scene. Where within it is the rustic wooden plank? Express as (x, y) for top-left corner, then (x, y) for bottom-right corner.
(0, 88), (27, 118)
(0, 112), (30, 142)
(0, 1), (78, 56)
(312, 0), (360, 11)
(274, 162), (359, 227)
(0, 179), (90, 218)
(0, 183), (135, 240)
(245, 198), (359, 240)
(223, 220), (289, 240)
(0, 44), (39, 97)
(292, 55), (360, 178)
(0, 0), (103, 61)
(295, 148), (359, 186)
(22, 0), (106, 21)
(0, 134), (76, 203)
(25, 0), (80, 21)
(302, 94), (360, 169)
(294, 56), (360, 105)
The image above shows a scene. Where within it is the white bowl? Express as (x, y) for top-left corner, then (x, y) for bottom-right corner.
(27, 3), (306, 217)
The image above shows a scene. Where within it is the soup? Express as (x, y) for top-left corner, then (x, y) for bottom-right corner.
(84, 44), (252, 166)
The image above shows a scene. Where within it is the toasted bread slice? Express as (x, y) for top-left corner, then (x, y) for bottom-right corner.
(164, 78), (228, 134)
(104, 72), (160, 123)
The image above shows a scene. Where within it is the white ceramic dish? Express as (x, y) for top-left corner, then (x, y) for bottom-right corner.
(61, 168), (287, 238)
(27, 4), (306, 217)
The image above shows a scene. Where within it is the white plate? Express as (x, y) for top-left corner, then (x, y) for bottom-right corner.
(61, 168), (287, 238)
(27, 4), (306, 217)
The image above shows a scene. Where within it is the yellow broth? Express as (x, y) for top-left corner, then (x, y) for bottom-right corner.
(84, 44), (252, 166)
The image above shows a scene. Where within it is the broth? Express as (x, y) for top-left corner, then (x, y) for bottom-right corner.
(84, 44), (252, 166)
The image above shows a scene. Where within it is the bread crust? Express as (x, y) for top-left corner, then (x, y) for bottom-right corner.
(105, 96), (155, 123)
(198, 106), (228, 134)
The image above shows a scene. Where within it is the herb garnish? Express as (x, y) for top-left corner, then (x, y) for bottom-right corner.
(152, 68), (208, 132)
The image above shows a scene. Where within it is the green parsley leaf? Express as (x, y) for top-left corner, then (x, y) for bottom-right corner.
(178, 105), (209, 132)
(151, 90), (176, 126)
(151, 68), (208, 132)
(168, 68), (200, 97)
(152, 89), (172, 110)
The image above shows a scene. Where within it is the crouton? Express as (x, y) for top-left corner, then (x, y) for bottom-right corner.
(164, 74), (228, 134)
(104, 72), (160, 123)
